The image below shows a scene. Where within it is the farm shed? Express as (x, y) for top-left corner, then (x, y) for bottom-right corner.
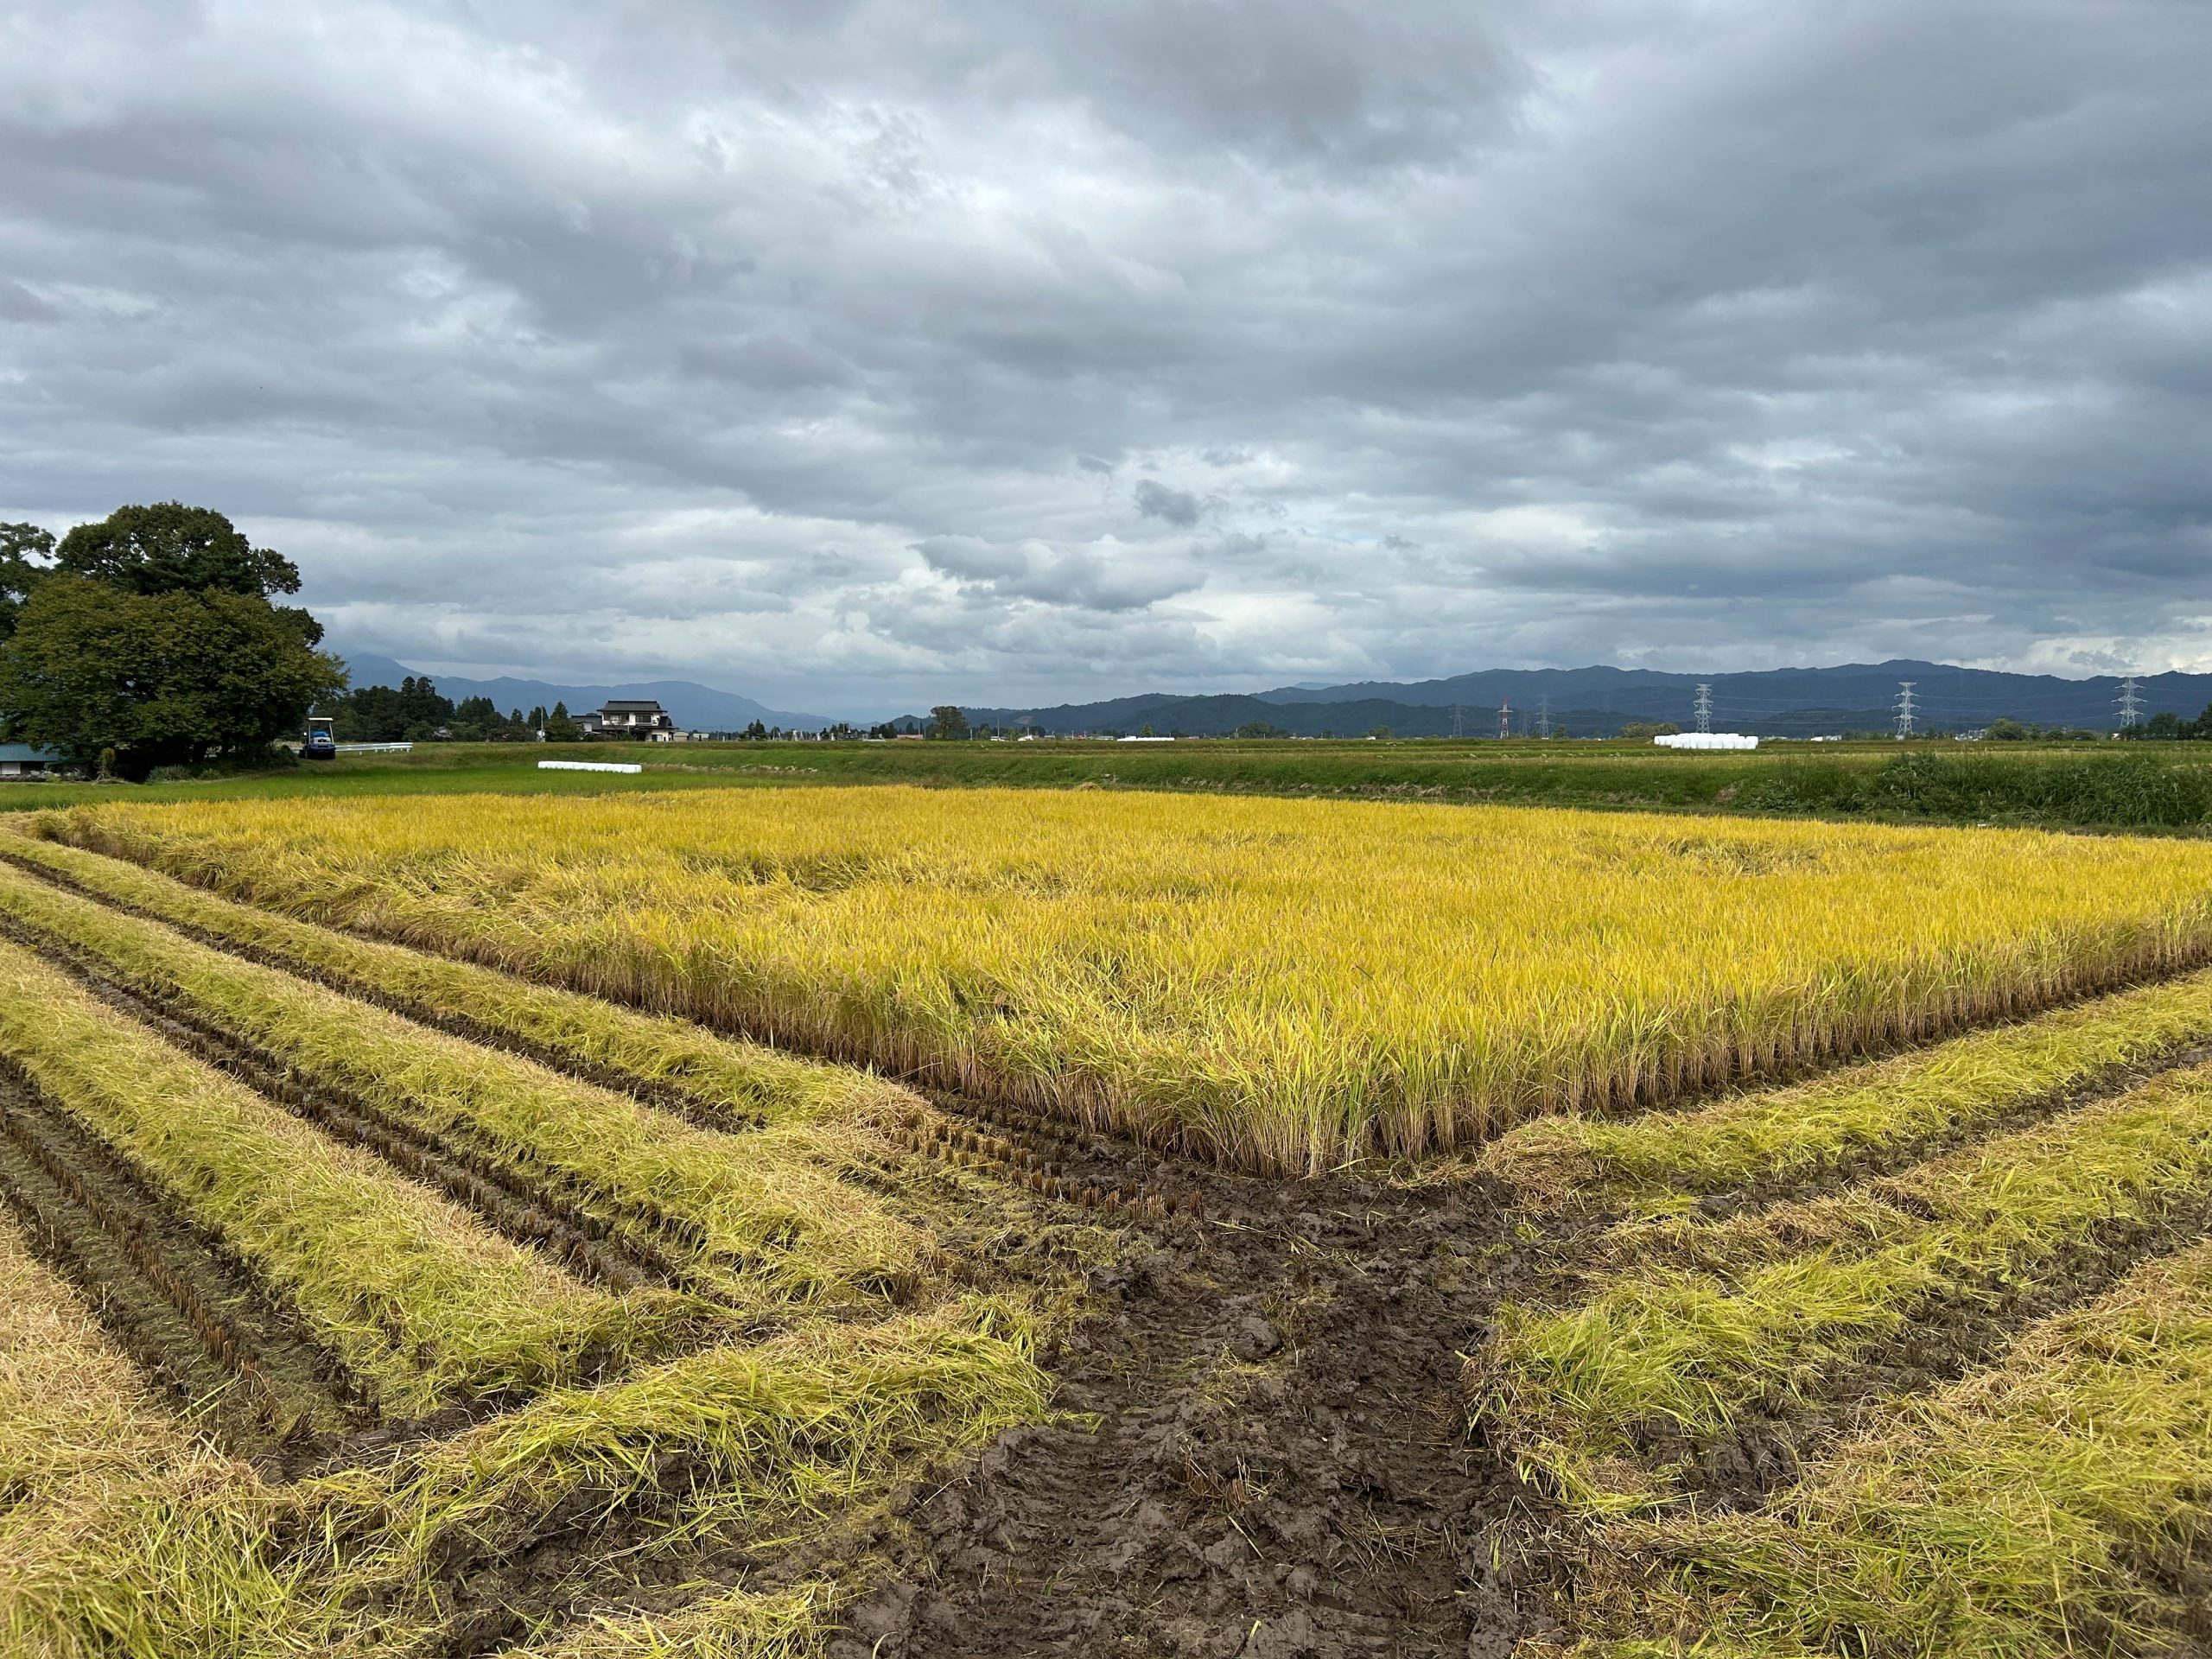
(0, 744), (65, 779)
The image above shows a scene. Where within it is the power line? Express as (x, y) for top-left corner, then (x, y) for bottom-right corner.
(2117, 676), (2144, 729)
(1693, 682), (1713, 734)
(1893, 681), (1917, 740)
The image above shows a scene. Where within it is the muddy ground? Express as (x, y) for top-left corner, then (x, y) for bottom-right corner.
(833, 1143), (1560, 1659)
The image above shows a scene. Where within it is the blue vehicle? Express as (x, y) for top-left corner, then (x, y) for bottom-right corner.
(303, 715), (337, 760)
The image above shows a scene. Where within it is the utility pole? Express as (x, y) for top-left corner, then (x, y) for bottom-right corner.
(1693, 683), (1713, 735)
(1894, 681), (1917, 740)
(2117, 676), (2144, 730)
(1536, 696), (1552, 740)
(1497, 698), (1511, 741)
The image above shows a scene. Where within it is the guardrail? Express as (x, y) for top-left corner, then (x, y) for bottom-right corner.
(334, 742), (414, 754)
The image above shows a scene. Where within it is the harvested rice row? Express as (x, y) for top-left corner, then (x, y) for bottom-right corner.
(1482, 964), (2212, 1217)
(0, 831), (912, 1135)
(493, 1582), (842, 1658)
(0, 1089), (365, 1448)
(0, 938), (681, 1419)
(1475, 1061), (2212, 1514)
(43, 791), (2212, 1173)
(9, 1300), (1046, 1659)
(0, 862), (933, 1306)
(1574, 1234), (2212, 1659)
(0, 1206), (233, 1522)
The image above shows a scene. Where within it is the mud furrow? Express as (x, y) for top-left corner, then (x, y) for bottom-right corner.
(0, 915), (687, 1294)
(876, 1174), (1552, 1659)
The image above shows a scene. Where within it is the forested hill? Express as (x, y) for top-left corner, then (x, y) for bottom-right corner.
(947, 661), (2212, 738)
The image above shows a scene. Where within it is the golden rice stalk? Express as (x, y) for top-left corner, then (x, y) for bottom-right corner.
(1478, 1059), (2212, 1514)
(43, 788), (2212, 1173)
(1580, 1234), (2212, 1659)
(0, 862), (934, 1306)
(0, 938), (684, 1417)
(0, 830), (914, 1135)
(1482, 963), (2212, 1215)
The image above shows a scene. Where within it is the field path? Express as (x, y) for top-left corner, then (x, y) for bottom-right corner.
(858, 1159), (1549, 1659)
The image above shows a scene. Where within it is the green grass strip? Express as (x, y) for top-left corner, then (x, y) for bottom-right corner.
(5, 1300), (1045, 1659)
(0, 938), (678, 1418)
(0, 861), (932, 1306)
(1582, 1235), (2212, 1659)
(0, 830), (912, 1134)
(1478, 1064), (2212, 1513)
(1482, 967), (2212, 1216)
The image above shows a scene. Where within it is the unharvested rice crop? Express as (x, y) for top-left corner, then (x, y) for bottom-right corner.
(43, 789), (2212, 1172)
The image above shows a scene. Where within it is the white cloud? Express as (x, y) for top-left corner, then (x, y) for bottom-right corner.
(2, 0), (2209, 715)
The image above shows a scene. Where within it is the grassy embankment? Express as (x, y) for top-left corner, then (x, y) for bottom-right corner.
(6, 738), (2212, 831)
(43, 788), (2212, 1173)
(0, 861), (931, 1306)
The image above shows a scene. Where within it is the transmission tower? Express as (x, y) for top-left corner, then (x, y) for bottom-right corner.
(2117, 676), (2144, 730)
(1693, 683), (1713, 734)
(1497, 698), (1512, 741)
(1451, 704), (1464, 738)
(1536, 696), (1553, 740)
(1894, 681), (1917, 740)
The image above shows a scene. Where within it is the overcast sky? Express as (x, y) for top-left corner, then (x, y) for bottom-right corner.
(3, 1), (2208, 715)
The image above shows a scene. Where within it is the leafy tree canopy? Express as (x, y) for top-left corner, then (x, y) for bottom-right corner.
(56, 502), (301, 601)
(0, 504), (340, 778)
(0, 577), (343, 779)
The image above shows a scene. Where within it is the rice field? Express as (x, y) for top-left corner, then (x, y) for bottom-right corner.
(0, 818), (1076, 1656)
(37, 787), (2212, 1173)
(10, 781), (2212, 1656)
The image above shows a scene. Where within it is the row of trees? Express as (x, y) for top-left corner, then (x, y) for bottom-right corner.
(317, 678), (584, 743)
(2117, 709), (2212, 741)
(0, 505), (342, 780)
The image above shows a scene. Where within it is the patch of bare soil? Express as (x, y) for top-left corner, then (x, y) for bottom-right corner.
(842, 1155), (1554, 1659)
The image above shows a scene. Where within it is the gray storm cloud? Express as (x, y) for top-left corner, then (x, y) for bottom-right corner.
(1, 0), (2208, 715)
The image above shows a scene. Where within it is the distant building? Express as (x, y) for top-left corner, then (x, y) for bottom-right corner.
(0, 744), (64, 779)
(578, 700), (675, 740)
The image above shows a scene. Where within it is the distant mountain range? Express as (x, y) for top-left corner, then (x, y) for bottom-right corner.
(935, 661), (2212, 738)
(330, 651), (835, 733)
(333, 646), (2212, 741)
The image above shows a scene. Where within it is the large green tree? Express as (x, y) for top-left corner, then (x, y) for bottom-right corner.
(0, 505), (343, 779)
